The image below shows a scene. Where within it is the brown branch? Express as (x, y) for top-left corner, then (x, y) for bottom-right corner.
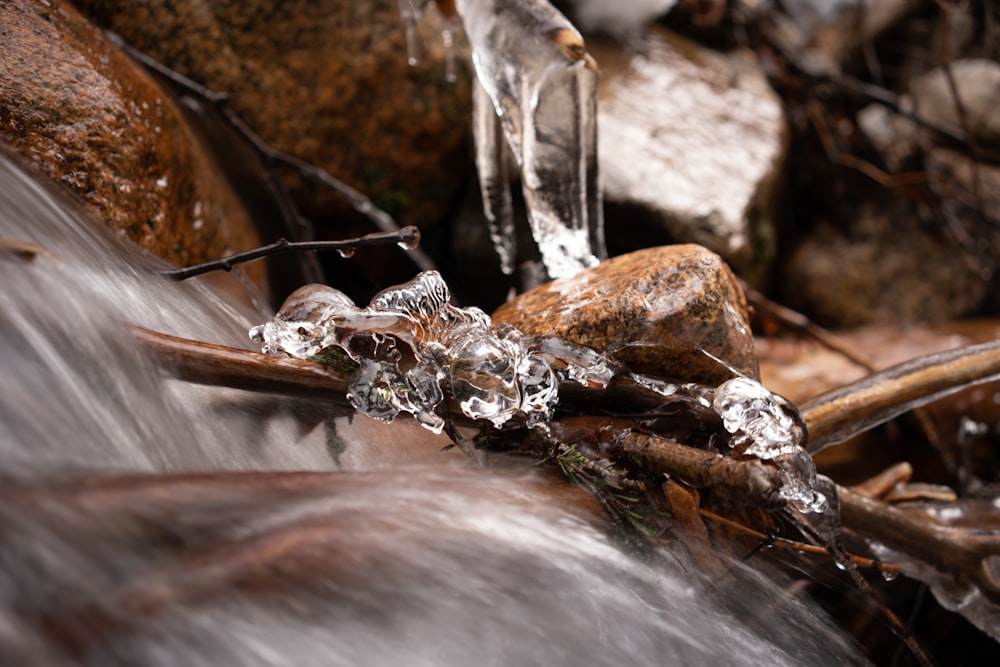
(839, 484), (1000, 604)
(697, 508), (901, 574)
(614, 431), (785, 508)
(801, 339), (1000, 453)
(129, 326), (351, 403)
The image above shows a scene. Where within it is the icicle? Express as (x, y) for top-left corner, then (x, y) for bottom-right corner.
(441, 14), (462, 83)
(455, 0), (605, 279)
(398, 0), (431, 66)
(473, 79), (517, 274)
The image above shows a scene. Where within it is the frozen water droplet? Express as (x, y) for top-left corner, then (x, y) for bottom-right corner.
(629, 373), (678, 397)
(337, 247), (356, 259)
(397, 228), (421, 251)
(881, 569), (898, 582)
(711, 377), (829, 514)
(449, 334), (521, 428)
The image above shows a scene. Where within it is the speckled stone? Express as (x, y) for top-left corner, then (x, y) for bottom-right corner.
(0, 0), (264, 285)
(492, 245), (758, 385)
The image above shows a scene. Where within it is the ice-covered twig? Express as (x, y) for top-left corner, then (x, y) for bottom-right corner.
(249, 271), (614, 433)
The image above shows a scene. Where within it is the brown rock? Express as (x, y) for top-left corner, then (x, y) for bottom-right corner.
(0, 0), (265, 284)
(492, 245), (758, 385)
(70, 0), (473, 232)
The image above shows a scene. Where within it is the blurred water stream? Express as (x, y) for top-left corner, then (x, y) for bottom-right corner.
(0, 151), (866, 665)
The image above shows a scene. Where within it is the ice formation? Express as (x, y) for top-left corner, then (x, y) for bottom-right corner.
(458, 0), (605, 278)
(712, 377), (828, 513)
(250, 272), (612, 433)
(398, 0), (605, 278)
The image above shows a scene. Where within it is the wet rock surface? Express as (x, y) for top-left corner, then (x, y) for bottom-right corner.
(590, 26), (787, 274)
(492, 244), (757, 385)
(0, 0), (264, 282)
(70, 0), (473, 233)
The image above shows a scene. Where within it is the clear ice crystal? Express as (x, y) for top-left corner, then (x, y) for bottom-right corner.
(250, 271), (598, 433)
(712, 377), (801, 460)
(711, 376), (828, 514)
(393, 0), (605, 277)
(457, 0), (605, 278)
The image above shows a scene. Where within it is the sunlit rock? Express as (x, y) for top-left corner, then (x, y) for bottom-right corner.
(590, 26), (787, 273)
(0, 0), (264, 285)
(492, 244), (758, 385)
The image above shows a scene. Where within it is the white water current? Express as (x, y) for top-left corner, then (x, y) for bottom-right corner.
(0, 142), (867, 664)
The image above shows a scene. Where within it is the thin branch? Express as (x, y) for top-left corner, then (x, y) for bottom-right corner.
(159, 227), (421, 281)
(697, 507), (901, 574)
(743, 283), (953, 476)
(742, 280), (875, 371)
(129, 326), (351, 402)
(839, 483), (1000, 604)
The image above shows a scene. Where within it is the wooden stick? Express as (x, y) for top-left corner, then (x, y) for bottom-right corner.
(801, 339), (1000, 452)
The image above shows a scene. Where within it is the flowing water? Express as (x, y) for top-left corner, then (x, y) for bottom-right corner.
(0, 151), (867, 665)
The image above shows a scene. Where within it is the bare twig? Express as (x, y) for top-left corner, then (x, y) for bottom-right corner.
(697, 507), (901, 574)
(741, 280), (875, 371)
(802, 339), (1000, 453)
(129, 326), (351, 403)
(159, 227), (421, 281)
